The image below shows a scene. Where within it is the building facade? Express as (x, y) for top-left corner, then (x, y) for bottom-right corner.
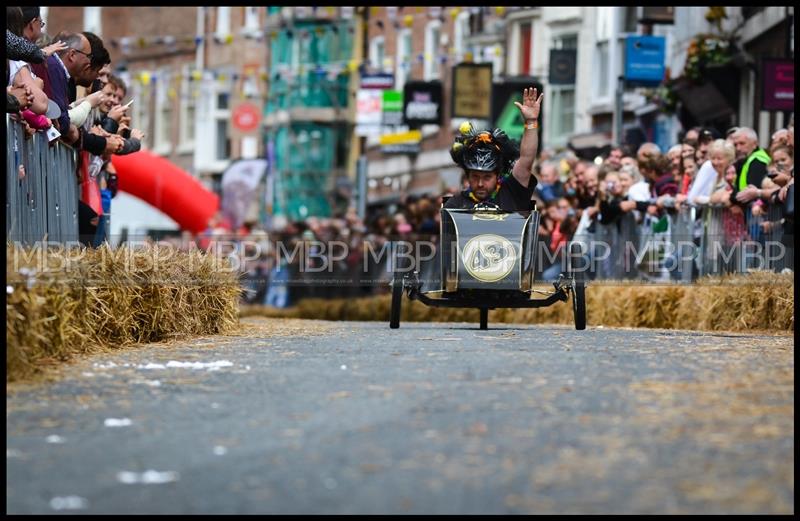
(43, 6), (272, 234)
(667, 6), (794, 149)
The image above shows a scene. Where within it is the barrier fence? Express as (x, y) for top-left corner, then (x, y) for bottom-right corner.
(239, 199), (792, 306)
(574, 202), (792, 282)
(6, 117), (78, 245)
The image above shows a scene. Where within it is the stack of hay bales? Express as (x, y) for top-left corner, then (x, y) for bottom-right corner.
(7, 242), (241, 382)
(241, 272), (794, 333)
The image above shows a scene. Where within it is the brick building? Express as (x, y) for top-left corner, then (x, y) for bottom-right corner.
(43, 7), (270, 187)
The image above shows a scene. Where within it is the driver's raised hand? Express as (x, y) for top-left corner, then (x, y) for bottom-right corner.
(513, 87), (543, 121)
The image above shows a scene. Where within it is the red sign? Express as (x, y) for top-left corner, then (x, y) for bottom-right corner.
(232, 103), (261, 133)
(762, 59), (794, 111)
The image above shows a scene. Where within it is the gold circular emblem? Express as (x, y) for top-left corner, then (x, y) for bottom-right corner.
(462, 234), (517, 283)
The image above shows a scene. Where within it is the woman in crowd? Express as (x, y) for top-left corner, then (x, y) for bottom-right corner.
(677, 142), (697, 195)
(758, 144), (794, 231)
(685, 139), (736, 205)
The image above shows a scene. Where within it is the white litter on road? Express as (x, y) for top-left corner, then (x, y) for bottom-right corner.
(116, 470), (180, 485)
(213, 446), (228, 456)
(134, 361), (234, 371)
(138, 363), (167, 370)
(166, 360), (234, 371)
(46, 435), (65, 444)
(49, 496), (88, 510)
(92, 360), (235, 372)
(7, 448), (23, 458)
(340, 365), (347, 370)
(104, 418), (133, 427)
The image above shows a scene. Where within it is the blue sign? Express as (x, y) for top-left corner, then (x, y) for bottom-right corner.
(625, 36), (666, 85)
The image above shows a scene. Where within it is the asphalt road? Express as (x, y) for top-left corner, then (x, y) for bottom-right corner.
(6, 318), (794, 514)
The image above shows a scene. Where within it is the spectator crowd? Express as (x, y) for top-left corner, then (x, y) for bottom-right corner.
(7, 6), (793, 308)
(7, 5), (145, 247)
(193, 117), (793, 307)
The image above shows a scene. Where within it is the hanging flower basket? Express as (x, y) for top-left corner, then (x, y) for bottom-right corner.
(684, 34), (737, 83)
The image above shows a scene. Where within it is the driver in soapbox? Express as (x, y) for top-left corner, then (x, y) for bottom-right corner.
(444, 87), (544, 212)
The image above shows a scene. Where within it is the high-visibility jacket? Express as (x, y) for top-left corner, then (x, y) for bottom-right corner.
(738, 148), (771, 191)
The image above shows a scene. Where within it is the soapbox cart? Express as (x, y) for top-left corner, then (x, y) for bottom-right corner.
(389, 202), (586, 330)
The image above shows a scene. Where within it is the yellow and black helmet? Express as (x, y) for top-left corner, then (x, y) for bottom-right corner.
(450, 121), (519, 174)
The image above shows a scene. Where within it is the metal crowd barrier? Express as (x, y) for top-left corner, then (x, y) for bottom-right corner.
(579, 202), (791, 282)
(254, 201), (794, 305)
(6, 117), (78, 245)
(237, 201), (792, 305)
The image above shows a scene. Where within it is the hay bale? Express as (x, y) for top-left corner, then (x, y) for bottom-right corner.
(239, 273), (794, 334)
(6, 242), (241, 383)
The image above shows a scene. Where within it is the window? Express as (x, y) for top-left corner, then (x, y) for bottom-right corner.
(553, 34), (578, 50)
(83, 6), (101, 37)
(154, 70), (173, 155)
(214, 88), (231, 161)
(453, 11), (471, 62)
(217, 92), (229, 110)
(216, 120), (230, 161)
(216, 6), (231, 38)
(596, 40), (609, 98)
(550, 88), (575, 141)
(424, 20), (442, 80)
(178, 67), (196, 153)
(395, 29), (412, 89)
(369, 36), (385, 72)
(130, 78), (151, 150)
(469, 10), (483, 34)
(487, 45), (504, 79)
(244, 6), (260, 32)
(623, 7), (638, 33)
(548, 34), (577, 145)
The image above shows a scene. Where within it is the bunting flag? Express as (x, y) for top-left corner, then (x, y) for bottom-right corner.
(109, 6), (522, 52)
(116, 6), (525, 99)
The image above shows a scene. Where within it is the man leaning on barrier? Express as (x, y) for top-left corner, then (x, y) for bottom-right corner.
(444, 87), (544, 211)
(730, 127), (771, 207)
